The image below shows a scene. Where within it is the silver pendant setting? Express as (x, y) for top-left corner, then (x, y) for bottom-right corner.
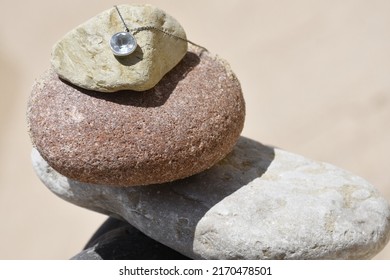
(110, 31), (137, 56)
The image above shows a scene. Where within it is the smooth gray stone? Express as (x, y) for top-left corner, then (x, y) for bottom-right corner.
(32, 137), (390, 259)
(72, 218), (190, 260)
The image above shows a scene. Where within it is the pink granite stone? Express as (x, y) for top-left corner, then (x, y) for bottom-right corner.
(27, 47), (245, 186)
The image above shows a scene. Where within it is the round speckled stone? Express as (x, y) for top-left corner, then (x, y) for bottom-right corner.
(27, 47), (245, 186)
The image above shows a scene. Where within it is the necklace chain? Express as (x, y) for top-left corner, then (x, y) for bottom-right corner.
(114, 5), (207, 51)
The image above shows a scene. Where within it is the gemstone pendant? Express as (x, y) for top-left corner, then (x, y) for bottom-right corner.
(110, 31), (137, 56)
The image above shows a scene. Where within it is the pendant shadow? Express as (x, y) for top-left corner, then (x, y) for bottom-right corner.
(114, 45), (144, 66)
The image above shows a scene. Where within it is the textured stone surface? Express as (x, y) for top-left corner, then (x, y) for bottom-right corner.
(72, 218), (190, 260)
(51, 4), (188, 92)
(28, 48), (245, 186)
(32, 137), (390, 259)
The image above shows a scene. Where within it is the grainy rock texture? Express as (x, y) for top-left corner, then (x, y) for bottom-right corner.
(32, 137), (390, 259)
(28, 48), (245, 186)
(51, 4), (188, 92)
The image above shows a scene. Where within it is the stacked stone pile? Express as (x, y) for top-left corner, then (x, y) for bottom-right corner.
(27, 4), (390, 259)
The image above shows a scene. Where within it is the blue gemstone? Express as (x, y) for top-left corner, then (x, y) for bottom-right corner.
(110, 32), (137, 56)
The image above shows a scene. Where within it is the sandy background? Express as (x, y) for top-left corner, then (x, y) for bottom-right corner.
(0, 0), (389, 259)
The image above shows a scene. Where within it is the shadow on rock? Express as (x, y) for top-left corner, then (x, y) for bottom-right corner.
(61, 51), (200, 108)
(72, 217), (191, 260)
(63, 137), (275, 258)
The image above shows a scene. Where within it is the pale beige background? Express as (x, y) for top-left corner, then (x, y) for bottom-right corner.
(0, 0), (389, 259)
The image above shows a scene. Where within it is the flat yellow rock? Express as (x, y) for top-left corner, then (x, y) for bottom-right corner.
(51, 4), (188, 92)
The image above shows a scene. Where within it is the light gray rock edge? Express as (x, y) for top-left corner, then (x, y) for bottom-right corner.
(32, 137), (390, 259)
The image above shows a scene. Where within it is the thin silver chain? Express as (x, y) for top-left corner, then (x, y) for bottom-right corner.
(114, 5), (207, 51)
(114, 5), (130, 32)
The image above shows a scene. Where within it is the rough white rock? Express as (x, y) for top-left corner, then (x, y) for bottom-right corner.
(51, 4), (188, 92)
(32, 137), (390, 259)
